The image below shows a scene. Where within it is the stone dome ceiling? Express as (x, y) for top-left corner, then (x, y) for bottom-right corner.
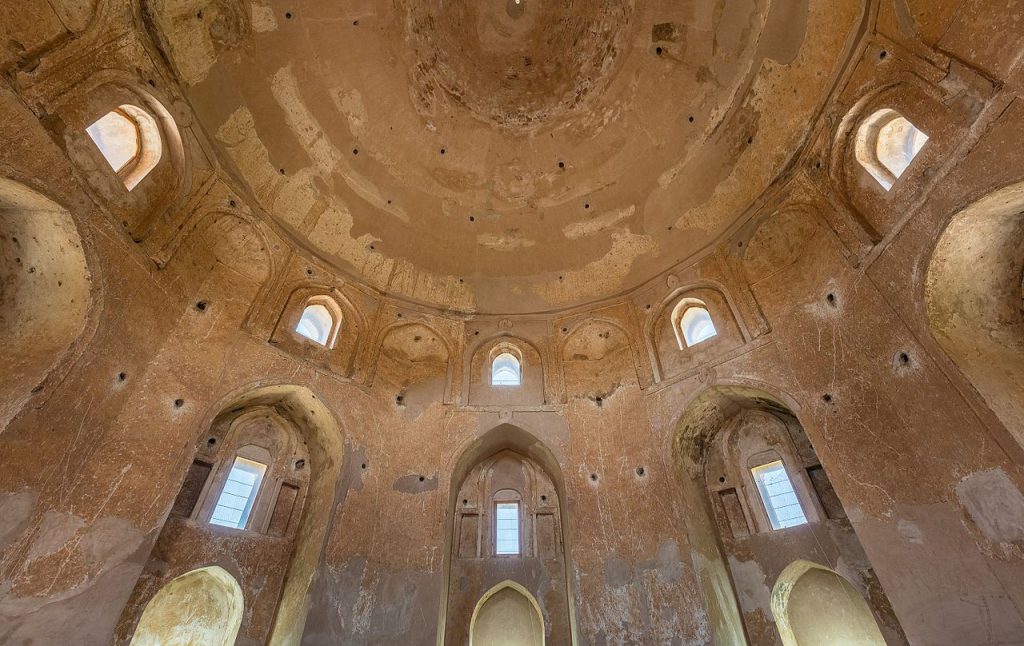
(149, 0), (860, 314)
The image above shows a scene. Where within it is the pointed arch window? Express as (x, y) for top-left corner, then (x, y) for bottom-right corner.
(492, 352), (521, 386)
(855, 109), (928, 191)
(671, 298), (719, 349)
(86, 104), (163, 191)
(294, 297), (342, 348)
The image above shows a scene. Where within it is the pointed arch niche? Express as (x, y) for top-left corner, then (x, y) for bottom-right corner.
(439, 425), (575, 645)
(672, 385), (905, 645)
(468, 336), (546, 406)
(926, 181), (1024, 452)
(0, 177), (93, 428)
(129, 566), (243, 646)
(117, 385), (345, 645)
(470, 581), (545, 646)
(771, 560), (886, 646)
(651, 287), (745, 381)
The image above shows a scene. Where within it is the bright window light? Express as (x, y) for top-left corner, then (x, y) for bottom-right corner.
(86, 109), (140, 174)
(680, 307), (718, 347)
(495, 502), (520, 555)
(752, 461), (807, 530)
(210, 457), (267, 529)
(492, 352), (521, 386)
(296, 303), (334, 346)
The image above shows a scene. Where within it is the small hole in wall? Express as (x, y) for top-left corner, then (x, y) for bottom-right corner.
(228, 199), (236, 208)
(822, 393), (833, 404)
(440, 147), (446, 155)
(688, 115), (695, 123)
(718, 475), (726, 483)
(353, 20), (359, 26)
(352, 148), (359, 155)
(737, 241), (744, 248)
(469, 215), (475, 222)
(31, 384), (43, 393)
(584, 202), (590, 209)
(655, 46), (663, 56)
(474, 330), (480, 335)
(174, 398), (185, 408)
(396, 395), (404, 405)
(196, 10), (203, 19)
(590, 473), (598, 482)
(295, 459), (305, 470)
(208, 437), (217, 446)
(879, 50), (888, 60)
(561, 327), (568, 333)
(306, 268), (314, 276)
(595, 396), (603, 407)
(279, 168), (286, 175)
(540, 495), (547, 502)
(418, 475), (425, 482)
(116, 371), (127, 382)
(463, 499), (469, 505)
(396, 312), (403, 318)
(285, 11), (293, 19)
(147, 79), (156, 87)
(195, 301), (208, 312)
(361, 463), (367, 469)
(898, 351), (910, 365)
(635, 466), (645, 477)
(558, 160), (565, 169)
(826, 293), (837, 307)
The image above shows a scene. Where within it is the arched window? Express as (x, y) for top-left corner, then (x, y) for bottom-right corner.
(680, 306), (718, 347)
(751, 460), (807, 530)
(294, 297), (342, 348)
(492, 352), (521, 386)
(855, 109), (928, 191)
(210, 456), (268, 529)
(493, 489), (522, 556)
(86, 105), (162, 191)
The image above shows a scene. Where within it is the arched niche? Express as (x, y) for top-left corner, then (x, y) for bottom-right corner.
(271, 284), (364, 377)
(60, 77), (187, 239)
(771, 560), (886, 646)
(0, 177), (92, 429)
(439, 424), (575, 645)
(161, 210), (273, 307)
(740, 208), (821, 287)
(129, 566), (243, 646)
(560, 319), (638, 399)
(470, 580), (546, 646)
(117, 385), (345, 645)
(926, 181), (1024, 451)
(373, 321), (454, 409)
(651, 286), (744, 381)
(467, 336), (546, 406)
(672, 385), (905, 646)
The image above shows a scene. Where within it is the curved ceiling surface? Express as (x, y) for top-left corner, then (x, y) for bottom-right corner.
(149, 0), (863, 314)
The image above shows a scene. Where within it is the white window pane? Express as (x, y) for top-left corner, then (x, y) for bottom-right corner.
(495, 502), (520, 555)
(681, 307), (718, 347)
(296, 303), (335, 346)
(210, 457), (267, 529)
(86, 110), (139, 173)
(751, 460), (808, 531)
(492, 353), (521, 386)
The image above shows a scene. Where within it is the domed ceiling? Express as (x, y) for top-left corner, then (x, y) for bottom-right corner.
(147, 0), (863, 314)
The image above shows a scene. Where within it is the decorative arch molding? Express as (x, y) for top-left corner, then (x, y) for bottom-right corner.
(52, 69), (190, 239)
(366, 318), (458, 404)
(269, 282), (367, 378)
(646, 282), (750, 383)
(465, 333), (552, 406)
(438, 423), (578, 646)
(557, 316), (644, 396)
(771, 560), (886, 646)
(469, 580), (546, 646)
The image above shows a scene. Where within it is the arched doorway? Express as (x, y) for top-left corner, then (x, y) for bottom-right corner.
(0, 177), (92, 428)
(129, 566), (243, 646)
(926, 181), (1024, 450)
(771, 560), (886, 646)
(470, 580), (545, 646)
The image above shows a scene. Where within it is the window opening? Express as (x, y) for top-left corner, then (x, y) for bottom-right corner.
(86, 109), (139, 173)
(85, 104), (163, 191)
(680, 307), (718, 347)
(210, 457), (267, 529)
(492, 352), (521, 386)
(296, 303), (335, 347)
(495, 502), (521, 555)
(751, 460), (807, 530)
(856, 109), (928, 191)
